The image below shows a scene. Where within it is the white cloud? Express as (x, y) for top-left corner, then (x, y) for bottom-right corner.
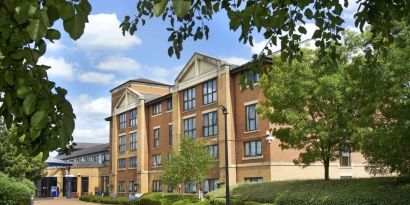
(97, 55), (141, 74)
(78, 72), (115, 85)
(222, 56), (249, 65)
(47, 40), (67, 53)
(73, 125), (109, 143)
(76, 13), (141, 51)
(38, 56), (74, 79)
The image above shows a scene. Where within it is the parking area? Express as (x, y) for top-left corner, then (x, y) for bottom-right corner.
(34, 198), (104, 205)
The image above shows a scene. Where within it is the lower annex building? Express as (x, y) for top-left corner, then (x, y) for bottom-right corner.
(105, 52), (372, 196)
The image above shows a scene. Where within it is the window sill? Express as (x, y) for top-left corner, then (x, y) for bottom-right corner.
(339, 166), (352, 169)
(242, 156), (263, 160)
(244, 130), (259, 134)
(152, 165), (162, 168)
(129, 167), (137, 170)
(183, 108), (196, 112)
(202, 102), (217, 107)
(166, 110), (173, 113)
(151, 113), (162, 118)
(153, 147), (160, 150)
(118, 168), (126, 171)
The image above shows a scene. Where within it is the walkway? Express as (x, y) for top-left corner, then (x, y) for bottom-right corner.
(34, 198), (105, 205)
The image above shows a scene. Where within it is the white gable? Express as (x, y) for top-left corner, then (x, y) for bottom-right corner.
(114, 88), (142, 113)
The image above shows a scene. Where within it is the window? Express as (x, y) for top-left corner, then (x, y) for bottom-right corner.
(206, 144), (218, 158)
(153, 180), (161, 192)
(119, 113), (126, 130)
(183, 87), (196, 110)
(92, 155), (99, 162)
(168, 124), (173, 146)
(246, 72), (260, 84)
(244, 177), (263, 183)
(118, 181), (126, 192)
(244, 140), (262, 157)
(203, 79), (217, 105)
(129, 157), (137, 168)
(76, 158), (80, 162)
(203, 111), (218, 137)
(340, 148), (351, 167)
(184, 182), (196, 193)
(130, 132), (137, 151)
(152, 103), (162, 115)
(129, 181), (138, 192)
(203, 179), (219, 193)
(119, 135), (126, 153)
(130, 109), (137, 127)
(152, 154), (161, 166)
(184, 117), (196, 139)
(167, 184), (173, 193)
(102, 176), (109, 193)
(245, 104), (258, 131)
(119, 158), (126, 169)
(166, 99), (172, 111)
(154, 128), (160, 148)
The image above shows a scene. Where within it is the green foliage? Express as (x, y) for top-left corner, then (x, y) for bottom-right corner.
(207, 178), (410, 205)
(79, 193), (206, 205)
(161, 137), (216, 194)
(79, 195), (135, 205)
(121, 0), (409, 61)
(0, 125), (47, 182)
(0, 172), (35, 205)
(0, 0), (91, 157)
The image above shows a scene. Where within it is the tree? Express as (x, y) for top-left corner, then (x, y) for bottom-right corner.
(258, 47), (365, 180)
(0, 124), (47, 182)
(121, 0), (410, 61)
(0, 0), (91, 156)
(161, 137), (216, 195)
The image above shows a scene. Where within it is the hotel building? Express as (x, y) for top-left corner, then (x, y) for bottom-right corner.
(106, 53), (371, 196)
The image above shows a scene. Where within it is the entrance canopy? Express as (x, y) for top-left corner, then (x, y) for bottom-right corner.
(46, 157), (72, 168)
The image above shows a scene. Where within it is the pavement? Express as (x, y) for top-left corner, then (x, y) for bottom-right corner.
(34, 198), (105, 205)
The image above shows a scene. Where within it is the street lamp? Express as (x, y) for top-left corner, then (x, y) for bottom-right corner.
(218, 105), (230, 205)
(66, 166), (71, 199)
(265, 128), (276, 144)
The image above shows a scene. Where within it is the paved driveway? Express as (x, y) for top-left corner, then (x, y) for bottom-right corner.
(34, 198), (106, 205)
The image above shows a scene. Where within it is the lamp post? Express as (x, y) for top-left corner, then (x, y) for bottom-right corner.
(218, 105), (230, 205)
(66, 166), (71, 199)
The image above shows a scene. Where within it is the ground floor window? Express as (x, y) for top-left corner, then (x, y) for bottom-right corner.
(118, 181), (126, 192)
(167, 184), (173, 193)
(129, 181), (138, 192)
(81, 177), (89, 193)
(244, 177), (263, 183)
(101, 176), (109, 193)
(341, 175), (352, 180)
(184, 182), (196, 193)
(340, 149), (351, 167)
(203, 179), (218, 193)
(153, 180), (161, 192)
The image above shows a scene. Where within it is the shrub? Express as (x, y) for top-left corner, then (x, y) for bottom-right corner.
(79, 195), (135, 204)
(0, 172), (35, 205)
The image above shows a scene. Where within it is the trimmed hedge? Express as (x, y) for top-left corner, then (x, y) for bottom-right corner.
(79, 193), (206, 205)
(79, 196), (136, 205)
(0, 172), (35, 205)
(208, 177), (410, 205)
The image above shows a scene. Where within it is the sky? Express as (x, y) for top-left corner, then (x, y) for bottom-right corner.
(42, 0), (359, 144)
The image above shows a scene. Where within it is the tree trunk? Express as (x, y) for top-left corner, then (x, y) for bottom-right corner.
(324, 159), (330, 180)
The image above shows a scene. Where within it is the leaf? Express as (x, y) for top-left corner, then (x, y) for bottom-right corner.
(173, 0), (191, 18)
(31, 110), (48, 129)
(298, 26), (307, 34)
(63, 14), (86, 40)
(27, 19), (47, 41)
(23, 94), (37, 115)
(60, 2), (75, 20)
(154, 0), (168, 17)
(46, 29), (61, 40)
(17, 87), (32, 99)
(60, 115), (75, 138)
(168, 46), (174, 57)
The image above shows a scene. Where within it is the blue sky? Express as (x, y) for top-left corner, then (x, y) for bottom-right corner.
(42, 0), (359, 143)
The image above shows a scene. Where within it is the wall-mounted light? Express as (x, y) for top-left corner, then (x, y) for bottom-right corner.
(265, 128), (276, 144)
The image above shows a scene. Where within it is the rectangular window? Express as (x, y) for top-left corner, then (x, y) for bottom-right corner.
(244, 140), (262, 157)
(168, 124), (173, 146)
(92, 155), (100, 162)
(203, 179), (219, 193)
(167, 184), (173, 193)
(184, 117), (196, 139)
(152, 103), (162, 115)
(130, 132), (137, 151)
(119, 135), (126, 153)
(246, 72), (260, 84)
(154, 128), (160, 148)
(118, 158), (126, 169)
(118, 181), (125, 192)
(129, 109), (137, 127)
(184, 182), (196, 193)
(152, 154), (161, 166)
(129, 157), (137, 168)
(203, 111), (218, 137)
(119, 113), (126, 130)
(244, 177), (263, 183)
(153, 180), (161, 192)
(206, 144), (218, 158)
(340, 148), (351, 167)
(183, 87), (196, 110)
(166, 99), (172, 111)
(129, 181), (138, 192)
(203, 79), (217, 105)
(245, 104), (258, 131)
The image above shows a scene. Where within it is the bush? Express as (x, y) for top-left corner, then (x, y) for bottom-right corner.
(79, 195), (135, 204)
(208, 177), (410, 205)
(0, 172), (35, 205)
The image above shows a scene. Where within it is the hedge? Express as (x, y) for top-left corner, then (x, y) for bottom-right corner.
(79, 196), (136, 205)
(80, 193), (207, 205)
(0, 172), (35, 205)
(208, 177), (410, 205)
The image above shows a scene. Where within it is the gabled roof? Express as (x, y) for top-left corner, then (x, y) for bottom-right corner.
(110, 78), (171, 92)
(46, 157), (72, 167)
(57, 143), (109, 160)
